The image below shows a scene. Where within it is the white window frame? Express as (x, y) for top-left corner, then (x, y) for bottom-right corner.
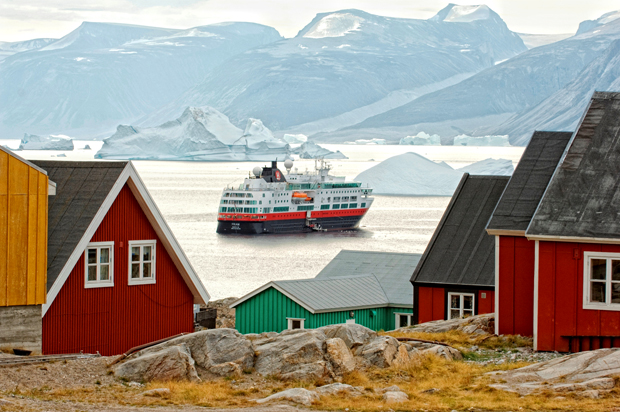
(287, 317), (305, 330)
(447, 292), (475, 320)
(394, 313), (414, 328)
(84, 241), (114, 288)
(128, 240), (157, 285)
(583, 251), (620, 311)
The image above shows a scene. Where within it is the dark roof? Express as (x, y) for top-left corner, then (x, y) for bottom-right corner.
(487, 131), (573, 233)
(527, 92), (620, 239)
(316, 250), (421, 306)
(32, 161), (128, 291)
(412, 174), (509, 287)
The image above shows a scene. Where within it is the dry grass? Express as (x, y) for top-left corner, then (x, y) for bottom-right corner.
(384, 329), (533, 350)
(9, 354), (618, 412)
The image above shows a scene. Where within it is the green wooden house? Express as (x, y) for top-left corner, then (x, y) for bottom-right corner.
(232, 251), (420, 334)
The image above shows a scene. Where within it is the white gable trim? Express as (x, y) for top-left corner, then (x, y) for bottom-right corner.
(42, 162), (209, 316)
(230, 282), (317, 314)
(526, 233), (620, 245)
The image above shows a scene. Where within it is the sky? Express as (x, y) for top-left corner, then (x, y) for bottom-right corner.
(1, 0), (619, 42)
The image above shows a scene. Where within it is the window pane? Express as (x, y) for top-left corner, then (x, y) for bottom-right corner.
(450, 309), (460, 319)
(143, 246), (151, 261)
(612, 260), (620, 281)
(463, 310), (473, 318)
(100, 248), (109, 264)
(131, 247), (140, 262)
(590, 281), (606, 303)
(143, 262), (151, 278)
(88, 248), (97, 264)
(131, 263), (140, 278)
(100, 265), (109, 280)
(591, 259), (607, 280)
(399, 315), (408, 327)
(87, 266), (97, 281)
(463, 295), (473, 310)
(292, 320), (301, 329)
(612, 283), (620, 304)
(450, 295), (460, 309)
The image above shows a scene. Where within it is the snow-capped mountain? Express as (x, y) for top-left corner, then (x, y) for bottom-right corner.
(0, 22), (282, 139)
(96, 106), (290, 161)
(336, 11), (620, 145)
(0, 38), (56, 61)
(142, 5), (526, 133)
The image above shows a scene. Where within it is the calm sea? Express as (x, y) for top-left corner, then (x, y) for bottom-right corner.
(2, 140), (523, 300)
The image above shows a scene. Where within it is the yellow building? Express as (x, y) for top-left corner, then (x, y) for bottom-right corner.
(0, 146), (54, 353)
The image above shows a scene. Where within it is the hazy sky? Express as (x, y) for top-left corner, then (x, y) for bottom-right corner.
(1, 0), (619, 42)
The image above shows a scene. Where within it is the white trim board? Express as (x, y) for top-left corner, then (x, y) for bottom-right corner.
(533, 240), (539, 351)
(42, 162), (210, 316)
(495, 235), (500, 336)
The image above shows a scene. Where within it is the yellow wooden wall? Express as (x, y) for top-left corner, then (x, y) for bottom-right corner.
(0, 150), (48, 306)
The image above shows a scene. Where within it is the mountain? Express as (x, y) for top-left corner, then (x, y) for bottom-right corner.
(516, 33), (572, 49)
(0, 22), (282, 139)
(336, 12), (620, 145)
(142, 5), (526, 134)
(96, 106), (290, 161)
(0, 38), (56, 61)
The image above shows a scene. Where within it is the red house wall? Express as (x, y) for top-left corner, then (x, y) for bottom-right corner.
(498, 236), (535, 336)
(537, 241), (620, 352)
(43, 184), (195, 355)
(416, 286), (495, 324)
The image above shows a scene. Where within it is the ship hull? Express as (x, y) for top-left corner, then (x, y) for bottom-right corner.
(217, 214), (366, 235)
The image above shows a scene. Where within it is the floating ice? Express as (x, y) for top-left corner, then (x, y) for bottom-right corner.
(355, 152), (513, 196)
(453, 134), (510, 146)
(400, 132), (441, 145)
(19, 133), (74, 150)
(282, 134), (308, 144)
(293, 141), (347, 159)
(346, 138), (388, 145)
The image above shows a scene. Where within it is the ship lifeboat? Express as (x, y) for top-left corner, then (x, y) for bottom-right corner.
(292, 192), (308, 199)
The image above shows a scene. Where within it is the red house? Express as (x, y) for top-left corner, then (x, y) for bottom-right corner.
(411, 174), (508, 324)
(489, 91), (620, 352)
(486, 131), (572, 337)
(35, 161), (210, 355)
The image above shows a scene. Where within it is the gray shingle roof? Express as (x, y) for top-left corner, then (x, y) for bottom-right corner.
(487, 131), (573, 233)
(412, 174), (509, 287)
(315, 250), (421, 306)
(273, 275), (389, 313)
(32, 161), (128, 292)
(527, 92), (620, 239)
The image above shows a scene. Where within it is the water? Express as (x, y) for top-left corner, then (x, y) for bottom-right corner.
(2, 140), (524, 300)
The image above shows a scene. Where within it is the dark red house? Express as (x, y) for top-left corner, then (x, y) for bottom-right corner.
(486, 131), (572, 337)
(411, 174), (508, 324)
(489, 91), (620, 352)
(35, 161), (210, 355)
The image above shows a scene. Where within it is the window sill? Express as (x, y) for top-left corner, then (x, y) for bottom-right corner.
(583, 303), (620, 312)
(85, 282), (114, 289)
(128, 278), (156, 286)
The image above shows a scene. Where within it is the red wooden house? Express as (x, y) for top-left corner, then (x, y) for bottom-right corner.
(489, 91), (620, 352)
(486, 131), (572, 337)
(34, 160), (210, 355)
(411, 174), (508, 324)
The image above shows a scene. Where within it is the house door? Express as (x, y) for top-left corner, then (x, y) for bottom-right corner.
(447, 293), (475, 319)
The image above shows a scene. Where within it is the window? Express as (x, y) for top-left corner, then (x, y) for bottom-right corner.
(274, 206), (289, 212)
(361, 203), (366, 208)
(395, 313), (414, 328)
(85, 242), (114, 288)
(128, 241), (156, 285)
(332, 204), (340, 209)
(448, 293), (474, 319)
(349, 203), (357, 209)
(584, 252), (620, 310)
(287, 318), (305, 330)
(321, 204), (330, 210)
(340, 204), (348, 209)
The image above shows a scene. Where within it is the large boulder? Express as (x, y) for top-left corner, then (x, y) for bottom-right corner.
(355, 336), (400, 368)
(253, 329), (334, 381)
(120, 329), (254, 377)
(490, 348), (620, 395)
(256, 388), (320, 406)
(318, 324), (377, 350)
(114, 344), (200, 382)
(325, 338), (356, 374)
(406, 313), (494, 334)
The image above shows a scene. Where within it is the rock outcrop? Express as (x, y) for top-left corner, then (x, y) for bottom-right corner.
(401, 313), (495, 335)
(114, 324), (462, 382)
(256, 388), (320, 406)
(490, 348), (620, 396)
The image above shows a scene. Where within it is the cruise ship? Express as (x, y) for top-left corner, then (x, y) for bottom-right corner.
(216, 159), (374, 234)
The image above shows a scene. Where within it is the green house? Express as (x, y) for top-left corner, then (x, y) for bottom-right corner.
(231, 251), (421, 334)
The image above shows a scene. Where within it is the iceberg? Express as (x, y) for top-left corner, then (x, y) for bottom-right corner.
(453, 134), (510, 146)
(346, 138), (388, 145)
(96, 107), (290, 161)
(282, 134), (308, 144)
(400, 132), (441, 145)
(355, 152), (513, 196)
(19, 133), (75, 150)
(293, 141), (348, 159)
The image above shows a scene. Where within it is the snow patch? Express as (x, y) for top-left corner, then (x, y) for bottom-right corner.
(355, 152), (512, 196)
(74, 57), (89, 62)
(19, 133), (75, 150)
(443, 5), (491, 23)
(303, 13), (364, 38)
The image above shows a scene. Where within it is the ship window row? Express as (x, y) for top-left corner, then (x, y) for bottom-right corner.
(221, 199), (255, 205)
(224, 192), (253, 198)
(274, 206), (289, 212)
